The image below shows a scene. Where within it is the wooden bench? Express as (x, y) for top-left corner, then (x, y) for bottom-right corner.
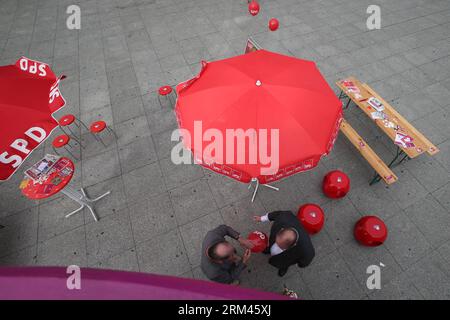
(339, 119), (398, 185)
(336, 76), (440, 185)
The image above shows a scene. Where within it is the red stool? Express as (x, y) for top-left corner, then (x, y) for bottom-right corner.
(354, 216), (388, 246)
(247, 230), (268, 253)
(52, 134), (82, 159)
(58, 114), (89, 137)
(89, 120), (117, 147)
(297, 203), (325, 234)
(158, 85), (176, 108)
(322, 170), (350, 199)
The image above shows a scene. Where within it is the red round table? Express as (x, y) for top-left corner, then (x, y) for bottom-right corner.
(20, 157), (110, 221)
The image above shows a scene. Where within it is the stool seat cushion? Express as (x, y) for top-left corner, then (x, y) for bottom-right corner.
(59, 114), (75, 126)
(158, 85), (173, 96)
(90, 121), (107, 133)
(52, 134), (70, 148)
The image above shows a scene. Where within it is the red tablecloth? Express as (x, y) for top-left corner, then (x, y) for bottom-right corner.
(20, 157), (74, 200)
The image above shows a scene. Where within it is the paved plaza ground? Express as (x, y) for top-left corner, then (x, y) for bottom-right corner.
(1, 0), (450, 299)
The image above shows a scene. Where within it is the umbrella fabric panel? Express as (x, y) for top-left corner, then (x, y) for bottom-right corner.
(175, 50), (342, 184)
(0, 57), (66, 181)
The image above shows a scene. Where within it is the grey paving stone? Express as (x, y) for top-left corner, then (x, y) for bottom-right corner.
(295, 163), (333, 206)
(413, 110), (450, 148)
(111, 95), (145, 124)
(268, 270), (314, 299)
(385, 168), (429, 210)
(115, 115), (152, 147)
(118, 137), (157, 174)
(136, 229), (190, 276)
(169, 179), (218, 226)
(338, 241), (403, 294)
(392, 89), (442, 121)
(146, 108), (178, 134)
(123, 162), (166, 204)
(129, 192), (177, 244)
(82, 148), (122, 186)
(160, 155), (205, 190)
(405, 155), (449, 193)
(435, 140), (450, 172)
(80, 103), (113, 130)
(37, 226), (87, 267)
(368, 272), (424, 300)
(301, 250), (365, 300)
(404, 194), (450, 248)
(80, 76), (111, 112)
(219, 196), (271, 237)
(85, 208), (134, 265)
(433, 183), (450, 213)
(0, 245), (37, 267)
(325, 147), (376, 189)
(37, 196), (84, 243)
(205, 171), (253, 209)
(384, 212), (432, 270)
(179, 211), (225, 267)
(192, 265), (211, 282)
(404, 252), (450, 299)
(241, 252), (296, 292)
(322, 198), (362, 247)
(93, 247), (139, 272)
(84, 176), (128, 219)
(0, 207), (38, 258)
(349, 183), (403, 221)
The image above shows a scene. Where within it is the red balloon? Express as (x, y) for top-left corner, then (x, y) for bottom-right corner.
(354, 216), (388, 246)
(248, 1), (260, 16)
(322, 170), (350, 199)
(268, 18), (279, 31)
(247, 230), (268, 253)
(297, 204), (325, 235)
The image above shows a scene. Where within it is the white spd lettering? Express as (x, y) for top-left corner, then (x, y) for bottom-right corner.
(19, 58), (47, 77)
(0, 127), (47, 168)
(49, 87), (60, 103)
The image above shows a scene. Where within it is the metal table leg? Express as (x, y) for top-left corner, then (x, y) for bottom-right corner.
(248, 178), (280, 202)
(369, 146), (410, 185)
(62, 186), (111, 221)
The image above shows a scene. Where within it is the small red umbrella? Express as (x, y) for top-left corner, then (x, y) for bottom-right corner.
(175, 50), (342, 187)
(0, 57), (66, 181)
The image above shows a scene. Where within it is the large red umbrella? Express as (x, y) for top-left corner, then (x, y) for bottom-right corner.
(0, 57), (66, 181)
(175, 50), (342, 185)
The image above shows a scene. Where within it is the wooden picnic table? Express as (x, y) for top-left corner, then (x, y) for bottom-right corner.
(336, 76), (440, 184)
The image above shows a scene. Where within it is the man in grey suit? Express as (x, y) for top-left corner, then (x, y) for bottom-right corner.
(201, 225), (254, 285)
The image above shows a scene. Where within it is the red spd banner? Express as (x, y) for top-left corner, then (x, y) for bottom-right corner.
(0, 57), (66, 180)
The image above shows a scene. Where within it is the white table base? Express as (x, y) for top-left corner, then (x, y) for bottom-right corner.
(62, 186), (111, 221)
(248, 178), (279, 202)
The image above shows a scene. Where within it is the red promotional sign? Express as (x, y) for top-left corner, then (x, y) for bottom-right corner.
(0, 57), (66, 181)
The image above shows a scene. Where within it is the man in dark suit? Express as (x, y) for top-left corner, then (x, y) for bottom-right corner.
(254, 210), (315, 277)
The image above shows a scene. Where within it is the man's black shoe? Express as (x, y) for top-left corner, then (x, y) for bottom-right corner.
(278, 268), (288, 277)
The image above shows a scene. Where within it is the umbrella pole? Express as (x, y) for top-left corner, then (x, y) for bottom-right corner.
(249, 178), (279, 202)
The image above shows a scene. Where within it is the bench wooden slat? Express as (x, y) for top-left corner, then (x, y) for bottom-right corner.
(336, 77), (434, 159)
(339, 118), (398, 185)
(361, 83), (440, 156)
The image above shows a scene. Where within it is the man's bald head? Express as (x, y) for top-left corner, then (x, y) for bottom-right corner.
(276, 228), (297, 249)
